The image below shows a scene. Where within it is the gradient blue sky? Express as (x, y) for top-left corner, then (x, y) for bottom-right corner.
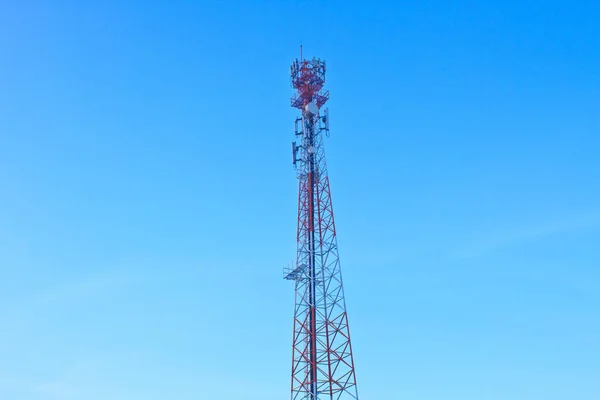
(1, 1), (599, 399)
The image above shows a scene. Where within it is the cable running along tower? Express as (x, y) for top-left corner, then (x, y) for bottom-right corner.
(285, 53), (359, 400)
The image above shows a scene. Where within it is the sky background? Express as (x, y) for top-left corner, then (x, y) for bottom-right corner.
(1, 1), (599, 399)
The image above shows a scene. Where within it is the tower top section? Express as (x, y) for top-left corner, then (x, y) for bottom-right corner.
(290, 56), (330, 110)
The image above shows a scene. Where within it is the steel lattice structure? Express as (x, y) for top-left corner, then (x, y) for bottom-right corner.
(284, 53), (359, 400)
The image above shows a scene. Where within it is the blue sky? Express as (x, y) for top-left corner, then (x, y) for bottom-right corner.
(1, 1), (599, 399)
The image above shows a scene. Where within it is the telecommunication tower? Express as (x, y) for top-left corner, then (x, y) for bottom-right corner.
(284, 51), (359, 400)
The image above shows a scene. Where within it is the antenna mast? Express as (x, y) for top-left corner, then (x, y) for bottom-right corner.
(285, 53), (359, 400)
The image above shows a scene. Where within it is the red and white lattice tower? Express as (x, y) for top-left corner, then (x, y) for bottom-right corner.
(284, 51), (359, 400)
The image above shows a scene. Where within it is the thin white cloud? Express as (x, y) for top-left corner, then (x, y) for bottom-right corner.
(451, 209), (600, 259)
(34, 380), (79, 399)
